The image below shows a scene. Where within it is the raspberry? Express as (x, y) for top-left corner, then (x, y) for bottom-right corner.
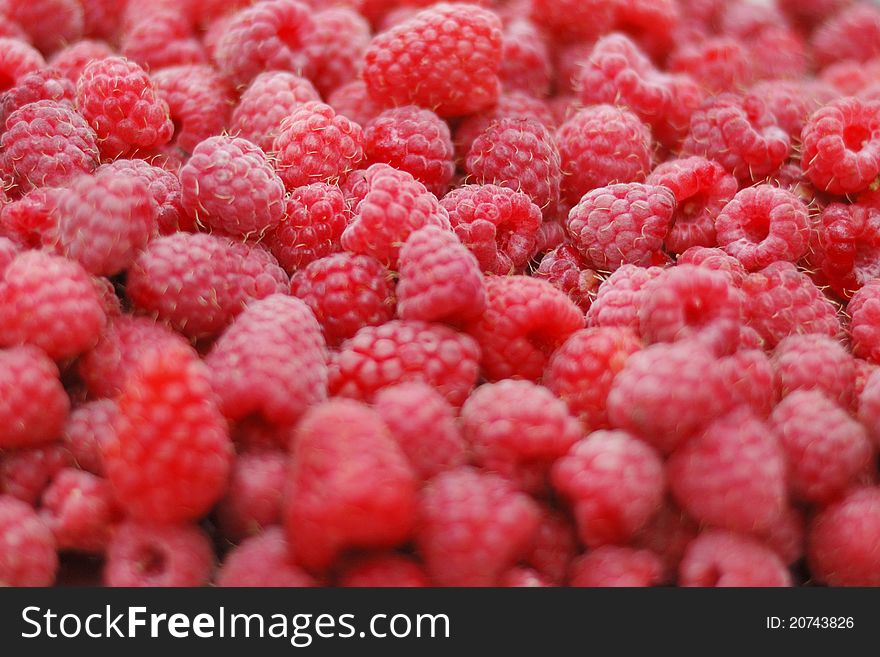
(468, 275), (584, 382)
(230, 72), (319, 153)
(49, 40), (113, 83)
(717, 348), (776, 417)
(127, 233), (288, 339)
(645, 156), (737, 254)
(61, 400), (115, 476)
(272, 101), (365, 190)
(216, 528), (317, 587)
(180, 135), (284, 238)
(326, 79), (387, 128)
(363, 4), (502, 117)
(341, 164), (450, 267)
(613, 0), (680, 60)
(528, 0), (616, 43)
(858, 368), (880, 447)
(811, 3), (880, 68)
(800, 97), (880, 196)
(0, 346), (69, 449)
(586, 264), (664, 334)
(4, 0), (83, 54)
(629, 502), (699, 584)
(808, 487), (880, 586)
(0, 66), (75, 125)
(566, 183), (675, 271)
(215, 0), (316, 88)
(416, 466), (540, 586)
(206, 295), (327, 425)
(677, 246), (747, 285)
(679, 529), (791, 587)
(97, 158), (185, 235)
(668, 36), (752, 94)
(772, 334), (855, 407)
(75, 56), (174, 160)
(440, 184), (542, 275)
(556, 105), (653, 206)
(104, 345), (233, 524)
(749, 80), (838, 140)
(0, 443), (70, 505)
(338, 554), (430, 587)
(1, 100), (99, 193)
(569, 547), (663, 587)
(291, 253), (395, 347)
(397, 226), (486, 327)
(819, 59), (880, 96)
(40, 468), (120, 554)
(465, 118), (562, 211)
(120, 9), (205, 72)
(284, 399), (418, 571)
(0, 236), (18, 275)
(534, 244), (601, 313)
(454, 91), (555, 160)
(230, 416), (295, 454)
(499, 19), (551, 97)
(104, 521), (214, 587)
(364, 106), (455, 198)
(329, 320), (480, 406)
(0, 250), (106, 360)
(807, 202), (880, 298)
(304, 7), (370, 97)
(848, 280), (880, 363)
(681, 93), (791, 184)
(0, 38), (44, 93)
(0, 495), (57, 586)
(215, 451), (286, 541)
(2, 188), (60, 248)
(80, 0), (121, 39)
(523, 509), (578, 585)
(771, 390), (873, 504)
(54, 170), (157, 277)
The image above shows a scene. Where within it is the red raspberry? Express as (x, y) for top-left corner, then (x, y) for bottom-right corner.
(80, 0), (121, 39)
(75, 56), (174, 160)
(468, 275), (583, 382)
(757, 504), (807, 567)
(679, 529), (791, 587)
(215, 0), (315, 88)
(800, 97), (880, 196)
(397, 226), (486, 327)
(54, 171), (157, 277)
(717, 348), (777, 417)
(772, 334), (855, 407)
(465, 118), (561, 211)
(819, 59), (880, 96)
(40, 468), (120, 554)
(812, 3), (880, 68)
(2, 185), (60, 247)
(556, 105), (653, 206)
(61, 400), (115, 476)
(742, 261), (842, 349)
(778, 0), (850, 31)
(215, 451), (286, 541)
(0, 250), (106, 360)
(849, 279), (880, 363)
(806, 202), (880, 298)
(544, 327), (641, 431)
(771, 390), (873, 504)
(120, 9), (205, 72)
(417, 466), (539, 586)
(499, 19), (551, 97)
(0, 38), (44, 93)
(291, 253), (395, 347)
(528, 0), (616, 43)
(749, 80), (838, 140)
(0, 236), (18, 274)
(363, 4), (502, 117)
(326, 79), (387, 128)
(523, 509), (578, 585)
(462, 380), (581, 493)
(440, 184), (542, 275)
(668, 36), (752, 94)
(535, 244), (601, 313)
(569, 547), (663, 587)
(104, 345), (233, 524)
(104, 520), (214, 587)
(0, 346), (69, 449)
(180, 135), (284, 238)
(329, 320), (480, 406)
(4, 0), (83, 54)
(586, 264), (664, 334)
(230, 72), (319, 153)
(808, 487), (880, 586)
(0, 443), (70, 505)
(454, 91), (555, 160)
(339, 554), (430, 587)
(127, 233), (288, 339)
(284, 399), (418, 571)
(0, 495), (57, 586)
(629, 502), (699, 584)
(1, 100), (98, 193)
(677, 246), (747, 285)
(216, 528), (317, 587)
(645, 156), (737, 254)
(206, 295), (327, 425)
(341, 164), (450, 267)
(304, 7), (370, 97)
(364, 106), (455, 198)
(613, 0), (680, 60)
(49, 40), (113, 83)
(668, 408), (786, 533)
(272, 101), (365, 190)
(681, 93), (791, 184)
(0, 66), (75, 125)
(98, 158), (185, 235)
(859, 368), (880, 447)
(566, 183), (675, 271)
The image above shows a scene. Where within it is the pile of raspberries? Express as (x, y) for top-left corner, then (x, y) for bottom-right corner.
(3, 0), (880, 589)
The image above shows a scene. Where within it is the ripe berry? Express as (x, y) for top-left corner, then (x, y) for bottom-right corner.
(808, 487), (880, 586)
(680, 529), (791, 587)
(569, 547), (663, 587)
(0, 494), (57, 586)
(217, 528), (316, 587)
(215, 451), (287, 542)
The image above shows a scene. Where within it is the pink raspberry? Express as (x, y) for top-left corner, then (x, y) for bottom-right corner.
(0, 66), (75, 125)
(556, 105), (653, 206)
(291, 253), (395, 347)
(677, 246), (747, 285)
(338, 554), (430, 588)
(749, 80), (838, 140)
(808, 487), (880, 586)
(586, 264), (664, 334)
(771, 390), (873, 504)
(120, 8), (205, 72)
(569, 547), (663, 587)
(629, 502), (699, 584)
(216, 528), (317, 587)
(272, 101), (364, 190)
(0, 236), (18, 274)
(127, 233), (288, 339)
(230, 72), (319, 153)
(468, 275), (584, 382)
(61, 400), (115, 476)
(4, 0), (83, 54)
(49, 40), (113, 83)
(0, 250), (105, 360)
(679, 529), (791, 587)
(811, 3), (880, 68)
(104, 345), (233, 524)
(329, 320), (480, 406)
(326, 79), (387, 128)
(0, 346), (69, 450)
(363, 4), (502, 117)
(397, 226), (486, 327)
(364, 106), (455, 198)
(40, 468), (120, 554)
(806, 202), (880, 298)
(80, 0), (122, 39)
(613, 0), (680, 60)
(97, 158), (185, 235)
(104, 521), (214, 587)
(215, 451), (286, 541)
(454, 91), (555, 160)
(75, 56), (174, 160)
(668, 36), (752, 94)
(523, 509), (578, 585)
(757, 504), (807, 567)
(303, 7), (370, 97)
(0, 38), (44, 93)
(535, 244), (601, 313)
(859, 368), (880, 447)
(528, 0), (616, 43)
(717, 348), (777, 417)
(440, 184), (542, 275)
(645, 156), (737, 254)
(772, 334), (855, 407)
(284, 399), (418, 571)
(417, 466), (540, 586)
(0, 443), (70, 506)
(0, 495), (57, 586)
(499, 19), (551, 97)
(180, 135), (284, 237)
